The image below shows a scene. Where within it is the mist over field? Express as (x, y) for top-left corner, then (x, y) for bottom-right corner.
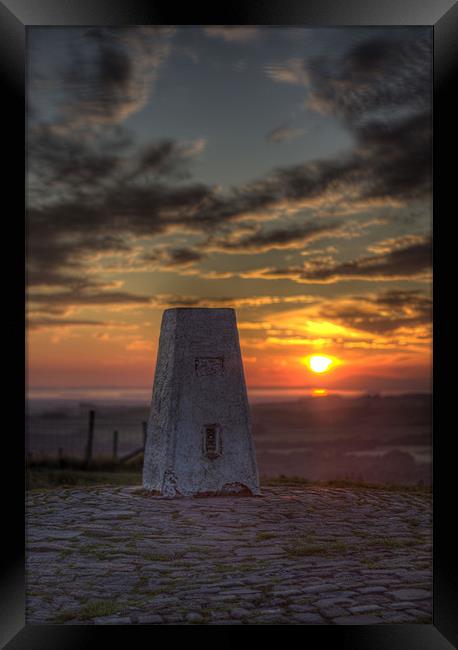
(27, 392), (431, 485)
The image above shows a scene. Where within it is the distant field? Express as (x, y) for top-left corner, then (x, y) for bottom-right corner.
(27, 393), (432, 486)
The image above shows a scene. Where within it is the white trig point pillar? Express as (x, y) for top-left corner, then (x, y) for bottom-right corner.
(143, 308), (260, 496)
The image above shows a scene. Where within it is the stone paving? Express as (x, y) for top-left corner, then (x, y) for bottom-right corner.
(26, 486), (432, 625)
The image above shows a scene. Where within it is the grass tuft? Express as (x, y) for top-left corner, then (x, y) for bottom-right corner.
(255, 532), (277, 542)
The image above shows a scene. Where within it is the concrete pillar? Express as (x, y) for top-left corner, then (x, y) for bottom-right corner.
(143, 308), (260, 496)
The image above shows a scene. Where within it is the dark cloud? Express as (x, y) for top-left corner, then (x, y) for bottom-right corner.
(211, 220), (343, 253)
(141, 246), (204, 269)
(325, 289), (432, 334)
(138, 140), (188, 177)
(149, 294), (316, 309)
(265, 32), (432, 204)
(27, 317), (109, 330)
(27, 124), (123, 197)
(28, 289), (152, 315)
(54, 27), (172, 127)
(152, 294), (236, 308)
(27, 120), (429, 290)
(26, 213), (133, 288)
(252, 237), (431, 283)
(254, 113), (429, 210)
(65, 29), (133, 111)
(27, 29), (432, 306)
(372, 289), (431, 310)
(304, 238), (431, 282)
(203, 27), (260, 42)
(355, 112), (431, 202)
(163, 247), (203, 266)
(306, 33), (431, 132)
(266, 125), (305, 143)
(27, 125), (212, 290)
(207, 217), (382, 256)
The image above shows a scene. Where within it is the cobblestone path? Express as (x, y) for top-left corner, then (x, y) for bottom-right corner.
(26, 486), (432, 625)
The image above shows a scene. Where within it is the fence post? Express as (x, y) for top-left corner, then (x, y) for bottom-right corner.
(113, 430), (118, 462)
(58, 447), (63, 468)
(142, 421), (147, 451)
(85, 409), (95, 467)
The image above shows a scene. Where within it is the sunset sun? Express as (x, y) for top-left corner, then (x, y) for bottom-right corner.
(304, 354), (338, 374)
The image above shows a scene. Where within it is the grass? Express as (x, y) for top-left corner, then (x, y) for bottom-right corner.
(284, 535), (420, 559)
(212, 562), (235, 574)
(82, 544), (113, 561)
(368, 537), (419, 549)
(255, 532), (277, 542)
(82, 529), (117, 539)
(325, 479), (431, 494)
(144, 551), (185, 562)
(54, 599), (120, 622)
(75, 599), (120, 620)
(54, 609), (79, 623)
(28, 455), (144, 470)
(363, 560), (382, 569)
(412, 615), (432, 624)
(26, 463), (431, 494)
(27, 467), (142, 490)
(284, 543), (330, 558)
(263, 475), (431, 493)
(263, 475), (311, 487)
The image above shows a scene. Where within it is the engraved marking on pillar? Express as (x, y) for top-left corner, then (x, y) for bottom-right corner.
(202, 423), (222, 459)
(195, 356), (224, 376)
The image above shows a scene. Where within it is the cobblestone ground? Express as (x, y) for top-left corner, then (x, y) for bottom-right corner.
(26, 486), (432, 625)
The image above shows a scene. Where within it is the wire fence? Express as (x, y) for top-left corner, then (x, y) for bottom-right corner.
(26, 410), (148, 463)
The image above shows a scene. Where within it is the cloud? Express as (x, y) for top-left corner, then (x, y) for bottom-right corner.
(266, 125), (305, 143)
(27, 317), (109, 330)
(126, 339), (152, 351)
(324, 289), (432, 335)
(133, 138), (206, 181)
(265, 32), (432, 204)
(141, 246), (204, 269)
(161, 247), (203, 266)
(27, 315), (142, 333)
(28, 288), (153, 318)
(27, 125), (212, 290)
(367, 233), (428, 254)
(241, 236), (431, 283)
(305, 34), (431, 132)
(203, 27), (260, 42)
(27, 119), (427, 293)
(209, 220), (340, 253)
(231, 288), (432, 354)
(207, 218), (383, 254)
(265, 58), (309, 85)
(27, 123), (124, 195)
(300, 237), (432, 283)
(149, 294), (317, 309)
(54, 27), (173, 128)
(27, 28), (432, 314)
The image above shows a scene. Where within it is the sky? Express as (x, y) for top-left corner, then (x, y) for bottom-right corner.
(26, 26), (432, 393)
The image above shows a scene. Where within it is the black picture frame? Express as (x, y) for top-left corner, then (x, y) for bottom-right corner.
(2, 0), (457, 646)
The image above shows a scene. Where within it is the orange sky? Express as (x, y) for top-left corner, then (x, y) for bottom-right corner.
(27, 27), (432, 393)
(28, 296), (432, 392)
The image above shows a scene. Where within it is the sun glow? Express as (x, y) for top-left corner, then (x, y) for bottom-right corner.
(303, 354), (339, 374)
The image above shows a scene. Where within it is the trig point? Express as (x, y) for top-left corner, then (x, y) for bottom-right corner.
(143, 308), (260, 496)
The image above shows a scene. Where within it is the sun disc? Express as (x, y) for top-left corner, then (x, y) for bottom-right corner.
(303, 354), (339, 375)
(310, 355), (332, 373)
